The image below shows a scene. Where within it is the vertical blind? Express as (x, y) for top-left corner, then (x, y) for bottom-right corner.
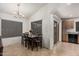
(1, 19), (22, 38)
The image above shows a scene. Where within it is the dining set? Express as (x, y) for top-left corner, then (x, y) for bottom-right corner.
(21, 32), (42, 51)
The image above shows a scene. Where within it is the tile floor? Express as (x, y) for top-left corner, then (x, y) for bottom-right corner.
(3, 42), (79, 56)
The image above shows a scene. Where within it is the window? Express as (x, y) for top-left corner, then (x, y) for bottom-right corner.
(1, 19), (22, 38)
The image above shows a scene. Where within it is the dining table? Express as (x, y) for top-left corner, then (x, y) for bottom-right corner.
(25, 34), (42, 51)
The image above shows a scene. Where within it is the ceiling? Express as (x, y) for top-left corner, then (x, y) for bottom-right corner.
(56, 3), (79, 18)
(0, 3), (46, 18)
(0, 3), (79, 18)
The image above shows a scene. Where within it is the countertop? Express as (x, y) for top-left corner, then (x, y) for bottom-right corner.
(64, 32), (79, 34)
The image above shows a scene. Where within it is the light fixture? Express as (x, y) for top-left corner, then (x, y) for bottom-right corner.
(17, 3), (20, 16)
(15, 3), (25, 18)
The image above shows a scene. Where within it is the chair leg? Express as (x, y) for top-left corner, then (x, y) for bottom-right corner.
(0, 47), (3, 56)
(25, 41), (27, 47)
(31, 45), (33, 51)
(21, 38), (24, 45)
(31, 42), (34, 51)
(40, 43), (42, 48)
(35, 42), (39, 51)
(28, 42), (30, 49)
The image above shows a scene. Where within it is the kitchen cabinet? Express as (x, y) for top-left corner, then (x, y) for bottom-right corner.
(63, 20), (74, 30)
(78, 35), (79, 44)
(62, 20), (74, 42)
(63, 33), (68, 42)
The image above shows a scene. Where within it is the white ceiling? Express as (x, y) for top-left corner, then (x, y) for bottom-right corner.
(56, 3), (79, 18)
(0, 3), (79, 18)
(0, 3), (46, 18)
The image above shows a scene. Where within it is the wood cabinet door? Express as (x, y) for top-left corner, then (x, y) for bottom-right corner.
(77, 35), (79, 44)
(63, 34), (68, 42)
(63, 20), (74, 29)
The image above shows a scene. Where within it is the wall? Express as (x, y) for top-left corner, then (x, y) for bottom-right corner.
(29, 4), (62, 49)
(0, 12), (29, 47)
(0, 4), (62, 48)
(48, 15), (62, 49)
(29, 4), (51, 49)
(2, 36), (21, 46)
(0, 19), (1, 36)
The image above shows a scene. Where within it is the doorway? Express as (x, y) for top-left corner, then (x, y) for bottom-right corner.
(54, 21), (59, 44)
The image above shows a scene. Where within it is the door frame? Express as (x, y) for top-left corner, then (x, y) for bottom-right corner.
(54, 20), (59, 45)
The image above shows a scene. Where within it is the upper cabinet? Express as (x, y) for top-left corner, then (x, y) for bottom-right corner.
(63, 20), (74, 30)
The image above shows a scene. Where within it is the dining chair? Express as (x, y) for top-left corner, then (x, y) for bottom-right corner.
(0, 37), (3, 56)
(30, 37), (42, 51)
